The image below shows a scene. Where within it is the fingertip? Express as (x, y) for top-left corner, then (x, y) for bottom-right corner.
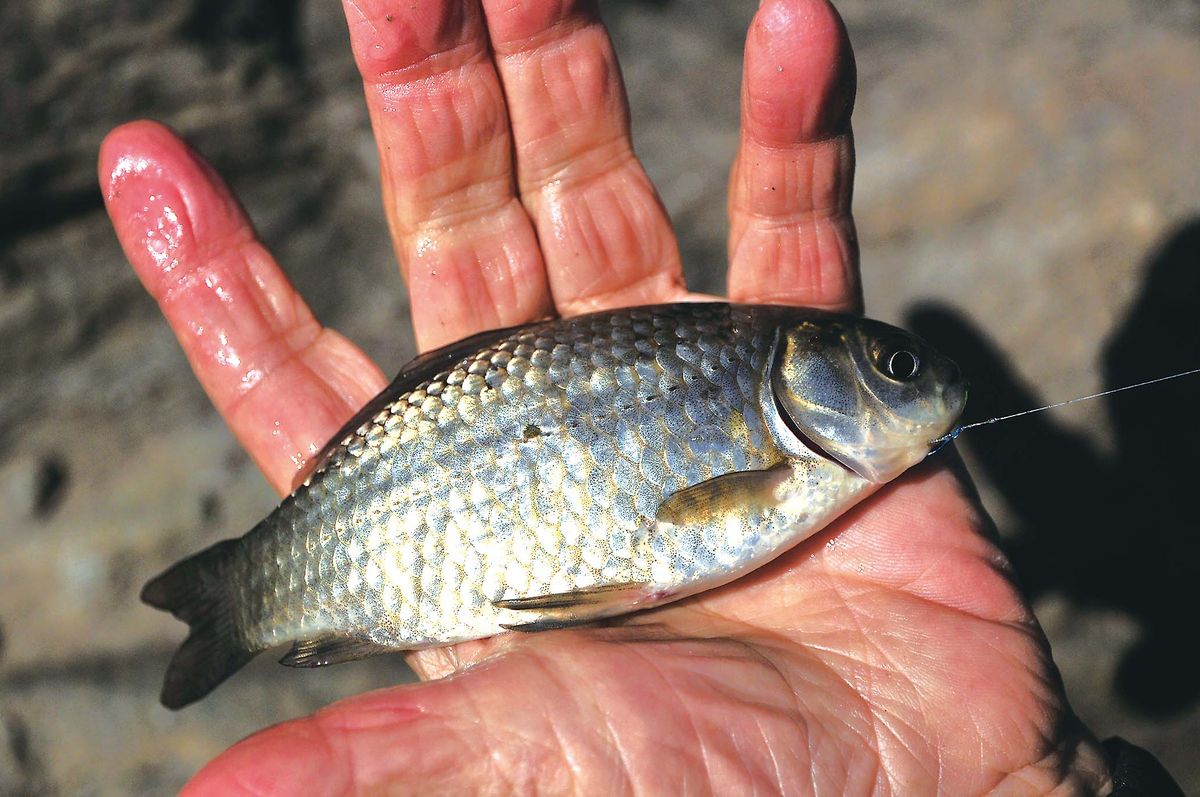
(743, 0), (856, 145)
(98, 119), (178, 196)
(341, 0), (474, 80)
(100, 119), (247, 291)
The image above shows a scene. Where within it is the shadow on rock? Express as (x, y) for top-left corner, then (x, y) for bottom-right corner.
(905, 217), (1200, 719)
(182, 0), (304, 68)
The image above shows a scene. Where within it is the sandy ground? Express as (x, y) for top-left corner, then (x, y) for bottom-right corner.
(1, 0), (1198, 793)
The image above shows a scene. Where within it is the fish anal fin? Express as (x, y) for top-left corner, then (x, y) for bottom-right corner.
(280, 635), (397, 668)
(495, 581), (653, 632)
(500, 616), (589, 633)
(655, 464), (792, 528)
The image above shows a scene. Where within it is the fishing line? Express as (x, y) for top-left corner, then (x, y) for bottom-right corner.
(929, 365), (1200, 453)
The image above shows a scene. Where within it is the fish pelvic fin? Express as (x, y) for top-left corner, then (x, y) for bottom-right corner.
(141, 539), (255, 710)
(280, 635), (398, 668)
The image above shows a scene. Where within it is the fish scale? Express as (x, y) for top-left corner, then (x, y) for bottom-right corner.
(142, 302), (967, 707)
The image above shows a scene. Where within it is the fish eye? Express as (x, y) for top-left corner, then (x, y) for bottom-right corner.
(878, 344), (921, 381)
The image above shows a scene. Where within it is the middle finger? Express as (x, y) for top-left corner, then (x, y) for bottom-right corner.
(343, 1), (553, 350)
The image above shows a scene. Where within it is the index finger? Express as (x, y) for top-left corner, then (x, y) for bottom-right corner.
(100, 121), (387, 495)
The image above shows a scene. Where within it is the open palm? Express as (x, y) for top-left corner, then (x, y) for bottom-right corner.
(101, 1), (1110, 793)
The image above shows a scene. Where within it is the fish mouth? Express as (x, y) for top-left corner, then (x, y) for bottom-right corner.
(925, 382), (970, 452)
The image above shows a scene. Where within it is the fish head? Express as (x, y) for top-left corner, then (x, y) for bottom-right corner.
(771, 314), (967, 483)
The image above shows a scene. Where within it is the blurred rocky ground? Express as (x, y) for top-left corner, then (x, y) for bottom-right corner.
(2, 0), (1198, 793)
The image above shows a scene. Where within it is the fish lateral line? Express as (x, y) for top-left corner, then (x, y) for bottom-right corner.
(929, 365), (1200, 453)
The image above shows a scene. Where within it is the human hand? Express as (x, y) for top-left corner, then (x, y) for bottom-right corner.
(100, 0), (1112, 793)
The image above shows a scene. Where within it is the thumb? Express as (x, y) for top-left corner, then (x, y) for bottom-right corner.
(181, 641), (603, 795)
(182, 667), (506, 795)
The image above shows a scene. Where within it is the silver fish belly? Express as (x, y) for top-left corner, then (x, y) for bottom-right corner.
(142, 302), (966, 707)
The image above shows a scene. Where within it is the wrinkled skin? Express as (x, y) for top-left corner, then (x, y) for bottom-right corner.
(100, 1), (1113, 793)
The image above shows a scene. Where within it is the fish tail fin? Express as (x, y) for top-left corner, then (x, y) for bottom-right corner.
(141, 539), (255, 709)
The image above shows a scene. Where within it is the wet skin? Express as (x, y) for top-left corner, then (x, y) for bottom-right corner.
(101, 0), (1113, 793)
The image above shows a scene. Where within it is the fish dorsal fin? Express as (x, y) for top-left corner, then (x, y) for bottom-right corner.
(279, 635), (398, 668)
(494, 581), (652, 632)
(290, 322), (532, 492)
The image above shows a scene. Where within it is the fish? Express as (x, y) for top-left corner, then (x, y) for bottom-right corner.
(141, 302), (967, 708)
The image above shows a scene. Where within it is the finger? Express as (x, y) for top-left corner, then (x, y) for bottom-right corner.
(342, 1), (554, 350)
(179, 682), (476, 796)
(180, 647), (580, 796)
(481, 0), (687, 315)
(180, 632), (741, 796)
(100, 121), (386, 495)
(727, 0), (860, 312)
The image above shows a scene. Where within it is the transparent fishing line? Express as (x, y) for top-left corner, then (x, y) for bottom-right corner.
(929, 366), (1200, 454)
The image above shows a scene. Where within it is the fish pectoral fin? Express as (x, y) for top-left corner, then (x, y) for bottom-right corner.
(655, 463), (793, 528)
(495, 581), (653, 632)
(279, 635), (397, 668)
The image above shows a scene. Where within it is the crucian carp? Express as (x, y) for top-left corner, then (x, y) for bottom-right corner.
(142, 302), (967, 708)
